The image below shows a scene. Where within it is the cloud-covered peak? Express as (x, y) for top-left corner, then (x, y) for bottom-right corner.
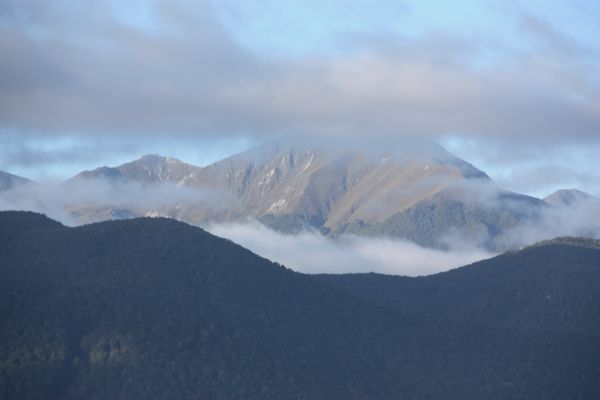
(544, 188), (595, 208)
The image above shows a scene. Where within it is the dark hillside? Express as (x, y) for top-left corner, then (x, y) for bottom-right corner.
(1, 212), (599, 399)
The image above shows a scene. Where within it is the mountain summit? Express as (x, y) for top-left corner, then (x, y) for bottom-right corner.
(184, 140), (491, 230)
(544, 188), (595, 207)
(74, 154), (202, 185)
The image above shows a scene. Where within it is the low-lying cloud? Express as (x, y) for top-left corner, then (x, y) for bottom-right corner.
(2, 173), (599, 276)
(0, 179), (235, 226)
(207, 221), (495, 276)
(496, 197), (600, 249)
(208, 194), (600, 274)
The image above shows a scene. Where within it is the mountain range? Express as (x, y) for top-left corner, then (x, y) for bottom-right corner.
(1, 140), (598, 251)
(1, 211), (599, 399)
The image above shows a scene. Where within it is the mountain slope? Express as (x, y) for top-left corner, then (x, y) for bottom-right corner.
(179, 140), (545, 249)
(318, 237), (600, 330)
(186, 140), (492, 227)
(0, 170), (30, 191)
(20, 140), (549, 249)
(87, 141), (543, 249)
(1, 212), (599, 399)
(544, 188), (595, 207)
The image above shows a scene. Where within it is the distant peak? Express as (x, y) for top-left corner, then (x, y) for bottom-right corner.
(544, 188), (594, 207)
(547, 188), (592, 197)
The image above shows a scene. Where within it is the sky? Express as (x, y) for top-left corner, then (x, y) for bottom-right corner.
(1, 0), (599, 197)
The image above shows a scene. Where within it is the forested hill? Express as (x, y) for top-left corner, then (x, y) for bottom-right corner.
(1, 211), (599, 399)
(317, 237), (600, 330)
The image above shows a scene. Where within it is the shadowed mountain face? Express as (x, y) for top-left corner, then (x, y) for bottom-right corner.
(70, 141), (546, 250)
(1, 212), (599, 399)
(0, 170), (30, 191)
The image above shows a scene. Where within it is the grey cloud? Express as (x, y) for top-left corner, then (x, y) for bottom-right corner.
(444, 139), (600, 196)
(0, 1), (598, 144)
(0, 178), (235, 225)
(497, 197), (600, 249)
(520, 14), (590, 57)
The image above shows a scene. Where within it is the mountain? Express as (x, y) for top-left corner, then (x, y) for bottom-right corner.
(189, 141), (547, 250)
(73, 154), (202, 185)
(318, 236), (600, 330)
(544, 188), (595, 207)
(1, 212), (599, 399)
(67, 155), (205, 224)
(0, 170), (30, 191)
(68, 141), (546, 250)
(186, 141), (493, 229)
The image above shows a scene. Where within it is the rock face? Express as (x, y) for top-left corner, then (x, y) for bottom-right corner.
(69, 141), (547, 249)
(190, 141), (491, 228)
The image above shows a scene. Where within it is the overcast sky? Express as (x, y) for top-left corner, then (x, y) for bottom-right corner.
(1, 0), (599, 197)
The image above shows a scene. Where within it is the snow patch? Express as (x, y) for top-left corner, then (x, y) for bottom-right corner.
(302, 153), (314, 171)
(267, 199), (286, 212)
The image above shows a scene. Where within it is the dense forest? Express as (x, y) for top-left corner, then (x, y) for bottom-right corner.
(1, 211), (599, 399)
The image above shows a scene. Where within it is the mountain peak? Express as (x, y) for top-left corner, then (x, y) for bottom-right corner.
(544, 188), (594, 207)
(139, 153), (167, 162)
(73, 154), (202, 184)
(138, 153), (183, 164)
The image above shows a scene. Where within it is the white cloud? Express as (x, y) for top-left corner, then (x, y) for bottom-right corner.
(497, 197), (600, 249)
(0, 179), (234, 226)
(207, 221), (495, 276)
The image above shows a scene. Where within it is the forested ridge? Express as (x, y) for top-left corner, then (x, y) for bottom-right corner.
(1, 211), (599, 399)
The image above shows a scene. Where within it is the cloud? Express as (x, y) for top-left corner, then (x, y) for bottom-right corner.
(0, 0), (598, 236)
(0, 178), (235, 226)
(443, 138), (600, 197)
(207, 221), (495, 276)
(0, 0), (598, 144)
(207, 194), (600, 276)
(1, 169), (599, 276)
(497, 196), (600, 249)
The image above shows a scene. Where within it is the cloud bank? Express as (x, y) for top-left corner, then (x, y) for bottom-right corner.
(207, 221), (495, 276)
(0, 0), (598, 143)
